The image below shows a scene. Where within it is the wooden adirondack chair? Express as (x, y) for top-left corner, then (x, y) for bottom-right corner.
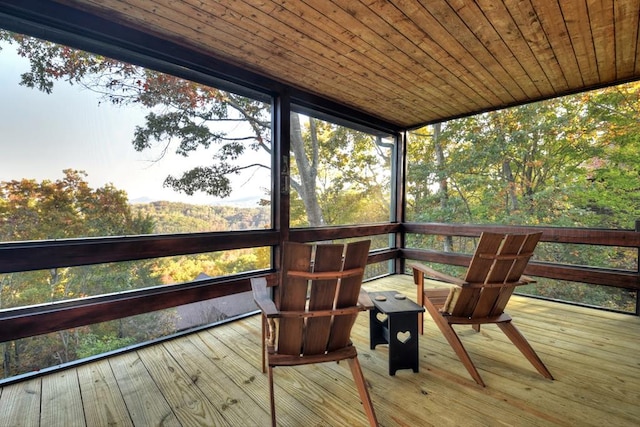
(410, 232), (553, 387)
(251, 240), (378, 427)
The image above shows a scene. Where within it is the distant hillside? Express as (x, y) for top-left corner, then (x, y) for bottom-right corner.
(130, 201), (270, 234)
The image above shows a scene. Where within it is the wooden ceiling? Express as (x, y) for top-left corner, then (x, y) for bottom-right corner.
(27, 1), (640, 128)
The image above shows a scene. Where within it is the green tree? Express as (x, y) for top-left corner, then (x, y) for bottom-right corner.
(577, 82), (640, 228)
(408, 94), (612, 227)
(1, 30), (391, 227)
(291, 116), (392, 226)
(406, 84), (640, 310)
(0, 169), (155, 304)
(0, 170), (162, 377)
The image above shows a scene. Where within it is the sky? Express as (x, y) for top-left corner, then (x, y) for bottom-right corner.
(0, 42), (270, 206)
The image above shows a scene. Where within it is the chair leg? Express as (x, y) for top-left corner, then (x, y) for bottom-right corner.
(424, 300), (485, 386)
(347, 357), (379, 427)
(268, 365), (276, 427)
(414, 269), (424, 335)
(497, 321), (554, 380)
(261, 314), (267, 373)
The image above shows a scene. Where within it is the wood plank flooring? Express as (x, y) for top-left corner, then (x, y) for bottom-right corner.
(1, 275), (639, 426)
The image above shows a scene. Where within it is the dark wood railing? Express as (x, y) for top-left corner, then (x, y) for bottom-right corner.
(401, 223), (640, 292)
(1, 222), (638, 343)
(0, 224), (398, 342)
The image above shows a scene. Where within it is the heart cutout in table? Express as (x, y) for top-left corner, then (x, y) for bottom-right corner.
(376, 312), (388, 323)
(397, 331), (411, 344)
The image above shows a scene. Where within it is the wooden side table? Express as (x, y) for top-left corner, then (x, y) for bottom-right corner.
(369, 291), (425, 376)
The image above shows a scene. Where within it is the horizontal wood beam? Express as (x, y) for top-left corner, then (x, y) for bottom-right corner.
(0, 249), (389, 342)
(0, 272), (276, 342)
(402, 223), (640, 247)
(401, 248), (639, 290)
(367, 248), (399, 265)
(2, 222), (639, 343)
(289, 223), (400, 242)
(0, 230), (280, 273)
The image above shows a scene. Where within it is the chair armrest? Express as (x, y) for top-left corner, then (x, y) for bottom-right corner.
(287, 267), (364, 280)
(250, 277), (279, 317)
(357, 289), (374, 310)
(409, 262), (466, 286)
(520, 275), (536, 284)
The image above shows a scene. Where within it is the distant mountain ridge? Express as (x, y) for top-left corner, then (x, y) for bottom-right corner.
(129, 196), (154, 204)
(130, 200), (270, 233)
(129, 195), (262, 207)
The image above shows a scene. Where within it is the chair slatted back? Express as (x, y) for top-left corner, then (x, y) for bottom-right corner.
(328, 241), (370, 351)
(449, 232), (542, 318)
(276, 240), (370, 356)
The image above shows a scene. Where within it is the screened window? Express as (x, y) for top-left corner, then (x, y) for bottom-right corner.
(405, 84), (640, 312)
(1, 30), (272, 242)
(0, 28), (272, 380)
(288, 110), (394, 227)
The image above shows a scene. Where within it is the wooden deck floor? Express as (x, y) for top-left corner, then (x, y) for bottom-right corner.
(1, 275), (639, 426)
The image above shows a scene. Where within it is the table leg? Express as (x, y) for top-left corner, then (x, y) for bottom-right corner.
(388, 312), (420, 375)
(369, 307), (389, 350)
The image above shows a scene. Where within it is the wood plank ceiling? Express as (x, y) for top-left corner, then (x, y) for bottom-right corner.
(47, 1), (640, 128)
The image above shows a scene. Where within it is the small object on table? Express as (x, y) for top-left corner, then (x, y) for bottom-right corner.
(369, 291), (425, 376)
